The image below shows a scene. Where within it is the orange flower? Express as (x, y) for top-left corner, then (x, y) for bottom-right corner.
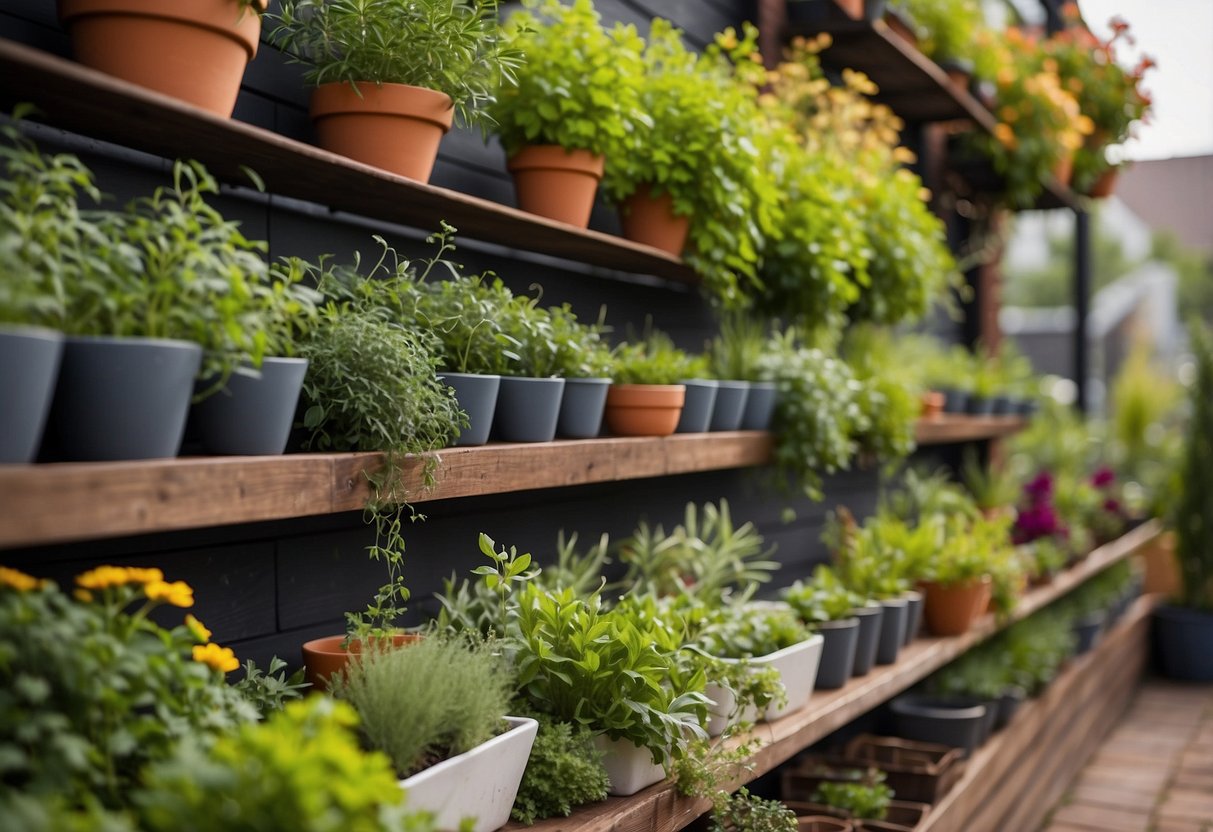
(994, 123), (1018, 149)
(192, 643), (239, 674)
(73, 589), (94, 603)
(145, 580), (194, 608)
(184, 614), (212, 643)
(0, 567), (43, 592)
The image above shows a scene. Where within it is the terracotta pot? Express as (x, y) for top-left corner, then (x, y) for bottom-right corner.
(1053, 150), (1075, 186)
(310, 82), (453, 182)
(1142, 530), (1179, 597)
(507, 145), (605, 228)
(619, 186), (690, 256)
(921, 577), (992, 636)
(920, 391), (944, 419)
(300, 632), (421, 691)
(1087, 166), (1120, 199)
(604, 384), (685, 437)
(58, 0), (263, 118)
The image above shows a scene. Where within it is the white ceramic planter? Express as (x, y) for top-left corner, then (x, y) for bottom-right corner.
(705, 634), (825, 736)
(593, 734), (667, 796)
(399, 715), (538, 832)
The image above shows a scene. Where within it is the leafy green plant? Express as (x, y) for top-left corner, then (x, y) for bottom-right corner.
(881, 467), (980, 525)
(812, 770), (894, 820)
(995, 609), (1075, 694)
(269, 0), (522, 130)
(931, 651), (1015, 700)
(783, 565), (863, 623)
(331, 631), (513, 778)
(617, 500), (779, 604)
(929, 515), (996, 586)
(611, 331), (703, 385)
(1174, 322), (1213, 610)
(708, 313), (769, 382)
(508, 710), (608, 825)
(707, 788), (797, 832)
(136, 698), (437, 832)
(891, 0), (984, 64)
(513, 583), (709, 764)
(233, 657), (309, 718)
(491, 0), (646, 156)
(845, 326), (920, 464)
(961, 449), (1021, 512)
(1108, 343), (1183, 515)
(693, 603), (809, 660)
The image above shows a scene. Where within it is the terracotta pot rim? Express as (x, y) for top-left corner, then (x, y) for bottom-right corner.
(58, 0), (263, 57)
(921, 575), (992, 590)
(302, 632), (422, 657)
(507, 145), (605, 178)
(310, 81), (454, 130)
(609, 383), (687, 393)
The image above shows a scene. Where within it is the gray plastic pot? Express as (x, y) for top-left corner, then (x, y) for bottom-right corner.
(815, 617), (860, 689)
(440, 372), (501, 447)
(851, 603), (884, 677)
(51, 335), (202, 461)
(740, 381), (777, 430)
(192, 357), (308, 455)
(889, 694), (988, 754)
(965, 395), (995, 416)
(903, 590), (923, 647)
(1072, 612), (1104, 656)
(494, 376), (565, 442)
(939, 388), (969, 414)
(0, 325), (63, 463)
(557, 377), (609, 439)
(709, 380), (750, 431)
(1154, 604), (1213, 681)
(995, 686), (1026, 729)
(675, 379), (719, 434)
(991, 395), (1014, 415)
(876, 597), (908, 665)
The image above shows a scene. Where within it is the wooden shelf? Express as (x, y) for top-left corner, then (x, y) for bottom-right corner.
(0, 415), (1023, 549)
(0, 38), (696, 284)
(505, 520), (1161, 832)
(787, 18), (997, 127)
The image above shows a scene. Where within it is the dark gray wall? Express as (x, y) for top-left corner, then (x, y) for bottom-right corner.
(1, 0), (969, 673)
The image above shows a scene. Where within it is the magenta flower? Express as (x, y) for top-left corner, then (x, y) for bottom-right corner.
(1091, 467), (1116, 489)
(1024, 471), (1054, 503)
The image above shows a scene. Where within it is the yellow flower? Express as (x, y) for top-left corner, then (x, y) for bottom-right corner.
(193, 643), (239, 674)
(1075, 114), (1096, 135)
(997, 67), (1016, 87)
(994, 123), (1018, 149)
(718, 30), (738, 50)
(76, 565), (134, 590)
(999, 105), (1019, 123)
(893, 146), (917, 164)
(125, 567), (164, 585)
(145, 580), (194, 608)
(73, 589), (94, 603)
(184, 614), (212, 643)
(0, 567), (43, 592)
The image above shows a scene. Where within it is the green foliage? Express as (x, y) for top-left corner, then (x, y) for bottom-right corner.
(692, 603), (809, 660)
(617, 500), (779, 605)
(994, 610), (1075, 694)
(826, 510), (910, 600)
(1029, 537), (1069, 581)
(541, 531), (611, 597)
(508, 709), (608, 825)
(707, 788), (797, 832)
(513, 583), (709, 764)
(931, 650), (1016, 700)
(1175, 323), (1213, 610)
(852, 509), (946, 588)
(233, 657), (309, 719)
(1109, 343), (1184, 516)
(269, 0), (522, 130)
(497, 293), (609, 379)
(136, 698), (436, 832)
(331, 632), (513, 778)
(961, 449), (1021, 512)
(881, 467), (980, 526)
(0, 794), (135, 832)
(708, 313), (769, 382)
(611, 330), (702, 385)
(0, 570), (257, 811)
(891, 0), (983, 63)
(929, 514), (998, 586)
(783, 565), (863, 623)
(845, 326), (920, 464)
(491, 0), (646, 156)
(812, 770), (894, 820)
(435, 533), (538, 640)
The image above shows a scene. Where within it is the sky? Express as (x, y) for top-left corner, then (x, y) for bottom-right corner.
(1079, 0), (1213, 161)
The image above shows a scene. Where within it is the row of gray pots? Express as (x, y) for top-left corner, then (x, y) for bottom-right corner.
(813, 591), (924, 690)
(440, 372), (778, 446)
(888, 687), (1026, 756)
(1, 326), (306, 463)
(937, 387), (1039, 417)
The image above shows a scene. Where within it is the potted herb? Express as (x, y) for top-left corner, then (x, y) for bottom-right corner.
(270, 0), (521, 183)
(784, 566), (862, 690)
(1155, 323), (1213, 681)
(492, 291), (571, 443)
(331, 632), (538, 832)
(920, 516), (993, 636)
(605, 333), (692, 437)
(492, 0), (646, 227)
(552, 304), (613, 439)
(59, 0), (266, 117)
(930, 652), (1018, 738)
(711, 315), (777, 431)
(888, 692), (989, 755)
(673, 352), (718, 434)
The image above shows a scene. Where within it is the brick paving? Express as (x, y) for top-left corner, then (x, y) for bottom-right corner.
(1041, 681), (1213, 832)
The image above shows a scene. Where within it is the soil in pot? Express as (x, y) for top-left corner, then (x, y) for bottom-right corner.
(889, 694), (988, 754)
(191, 356), (308, 455)
(876, 597), (908, 665)
(439, 372), (500, 447)
(0, 325), (63, 464)
(1153, 604), (1213, 681)
(619, 185), (690, 256)
(815, 617), (860, 689)
(604, 384), (685, 437)
(311, 82), (454, 183)
(493, 376), (565, 443)
(740, 381), (777, 431)
(507, 146), (605, 228)
(708, 380), (750, 431)
(851, 603), (884, 677)
(59, 0), (264, 117)
(903, 590), (923, 647)
(557, 377), (610, 439)
(921, 577), (991, 637)
(675, 379), (719, 434)
(300, 632), (422, 691)
(49, 335), (202, 461)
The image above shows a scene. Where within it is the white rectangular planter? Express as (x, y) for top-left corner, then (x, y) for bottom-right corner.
(593, 734), (667, 796)
(399, 715), (538, 832)
(705, 633), (825, 736)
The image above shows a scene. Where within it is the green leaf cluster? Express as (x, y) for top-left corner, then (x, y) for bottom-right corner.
(232, 657), (309, 719)
(783, 565), (863, 624)
(692, 603), (809, 660)
(707, 787), (797, 832)
(812, 770), (893, 820)
(987, 609), (1075, 694)
(844, 326), (920, 464)
(491, 0), (647, 156)
(1175, 322), (1213, 610)
(611, 331), (704, 386)
(890, 0), (984, 64)
(269, 0), (523, 130)
(508, 709), (609, 825)
(330, 631), (514, 777)
(708, 314), (771, 382)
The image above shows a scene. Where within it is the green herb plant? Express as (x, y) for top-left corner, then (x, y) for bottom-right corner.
(707, 788), (797, 832)
(961, 448), (1021, 512)
(269, 0), (522, 130)
(233, 657), (309, 719)
(611, 330), (704, 386)
(783, 565), (863, 623)
(508, 709), (609, 825)
(844, 326), (920, 465)
(812, 770), (894, 820)
(1174, 322), (1213, 610)
(708, 313), (769, 382)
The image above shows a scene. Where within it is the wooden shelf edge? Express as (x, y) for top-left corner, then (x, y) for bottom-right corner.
(0, 38), (697, 284)
(508, 521), (1161, 832)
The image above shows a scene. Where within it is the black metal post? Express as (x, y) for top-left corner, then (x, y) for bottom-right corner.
(1074, 209), (1091, 412)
